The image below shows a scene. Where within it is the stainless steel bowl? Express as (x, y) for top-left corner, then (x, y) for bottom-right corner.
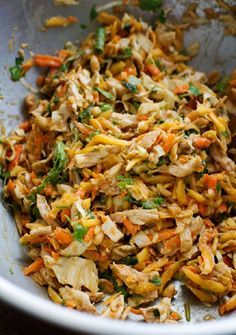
(0, 1), (235, 334)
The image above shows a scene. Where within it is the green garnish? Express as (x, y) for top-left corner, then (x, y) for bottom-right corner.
(142, 197), (164, 209)
(123, 256), (138, 266)
(116, 47), (132, 60)
(73, 224), (88, 241)
(47, 103), (51, 113)
(155, 59), (165, 71)
(95, 27), (106, 54)
(29, 202), (41, 221)
(139, 0), (162, 12)
(88, 130), (101, 140)
(157, 156), (170, 166)
(125, 193), (141, 206)
(100, 103), (112, 111)
(78, 106), (92, 123)
(114, 281), (129, 301)
(122, 76), (139, 93)
(0, 164), (10, 185)
(157, 8), (166, 23)
(9, 55), (24, 81)
(184, 303), (191, 322)
(89, 4), (98, 21)
(216, 183), (221, 193)
(149, 275), (162, 285)
(117, 175), (134, 189)
(215, 76), (229, 95)
(94, 87), (114, 100)
(53, 96), (59, 105)
(189, 84), (200, 96)
(60, 63), (68, 72)
(80, 23), (88, 29)
(184, 129), (199, 137)
(221, 130), (229, 137)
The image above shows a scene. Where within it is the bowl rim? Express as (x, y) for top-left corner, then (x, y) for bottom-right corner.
(0, 276), (235, 335)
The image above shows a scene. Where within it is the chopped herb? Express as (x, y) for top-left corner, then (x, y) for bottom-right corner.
(157, 8), (166, 23)
(95, 27), (106, 54)
(94, 87), (114, 100)
(189, 84), (200, 96)
(53, 96), (59, 105)
(47, 103), (51, 113)
(198, 167), (208, 178)
(178, 93), (189, 99)
(157, 156), (169, 166)
(149, 275), (162, 285)
(132, 101), (141, 110)
(9, 267), (14, 275)
(59, 63), (68, 72)
(88, 130), (101, 140)
(122, 80), (137, 93)
(184, 129), (199, 137)
(80, 23), (87, 29)
(78, 106), (92, 123)
(89, 4), (98, 21)
(157, 119), (164, 124)
(153, 309), (160, 317)
(155, 59), (165, 71)
(123, 256), (138, 266)
(184, 303), (191, 322)
(9, 55), (24, 81)
(114, 281), (129, 301)
(29, 202), (41, 221)
(221, 130), (229, 137)
(0, 164), (10, 185)
(142, 197), (164, 209)
(117, 175), (134, 189)
(73, 224), (88, 241)
(215, 76), (229, 95)
(46, 142), (68, 185)
(116, 47), (132, 60)
(125, 193), (141, 206)
(216, 183), (221, 193)
(100, 103), (112, 111)
(139, 0), (162, 12)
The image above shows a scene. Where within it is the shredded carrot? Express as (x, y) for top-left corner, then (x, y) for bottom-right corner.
(218, 203), (228, 213)
(137, 114), (149, 121)
(194, 137), (211, 149)
(54, 227), (72, 245)
(204, 174), (217, 189)
(146, 63), (160, 77)
(123, 217), (139, 235)
(22, 58), (34, 72)
(19, 121), (31, 132)
(21, 215), (30, 227)
(84, 227), (95, 242)
(163, 133), (175, 153)
(23, 257), (44, 276)
(34, 54), (63, 68)
(9, 144), (23, 171)
(36, 75), (45, 87)
(174, 84), (189, 94)
(43, 185), (54, 197)
(52, 251), (60, 260)
(60, 208), (71, 223)
(164, 235), (180, 249)
(93, 91), (99, 103)
(7, 179), (15, 194)
(156, 229), (177, 242)
(67, 16), (78, 24)
(58, 49), (70, 60)
(76, 123), (93, 135)
(198, 203), (207, 216)
(130, 307), (143, 315)
(43, 246), (54, 253)
(123, 66), (137, 76)
(204, 218), (214, 227)
(76, 188), (86, 199)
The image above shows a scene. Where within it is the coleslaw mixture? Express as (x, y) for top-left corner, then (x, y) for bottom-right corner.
(1, 11), (236, 322)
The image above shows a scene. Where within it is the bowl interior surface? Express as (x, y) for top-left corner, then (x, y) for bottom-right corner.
(0, 0), (235, 334)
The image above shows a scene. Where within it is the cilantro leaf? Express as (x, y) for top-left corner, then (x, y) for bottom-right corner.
(215, 76), (229, 95)
(139, 0), (162, 12)
(46, 142), (68, 185)
(149, 275), (162, 285)
(221, 130), (229, 137)
(123, 256), (138, 266)
(0, 164), (10, 185)
(89, 4), (98, 21)
(9, 55), (24, 81)
(117, 175), (134, 189)
(116, 48), (132, 60)
(73, 224), (88, 241)
(94, 87), (114, 100)
(95, 27), (106, 54)
(78, 106), (92, 123)
(100, 103), (112, 111)
(189, 84), (200, 96)
(184, 129), (199, 137)
(142, 197), (164, 209)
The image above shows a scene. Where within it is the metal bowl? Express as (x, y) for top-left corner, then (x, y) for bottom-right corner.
(0, 1), (235, 334)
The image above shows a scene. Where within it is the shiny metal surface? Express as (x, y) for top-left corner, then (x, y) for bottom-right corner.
(0, 0), (235, 334)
